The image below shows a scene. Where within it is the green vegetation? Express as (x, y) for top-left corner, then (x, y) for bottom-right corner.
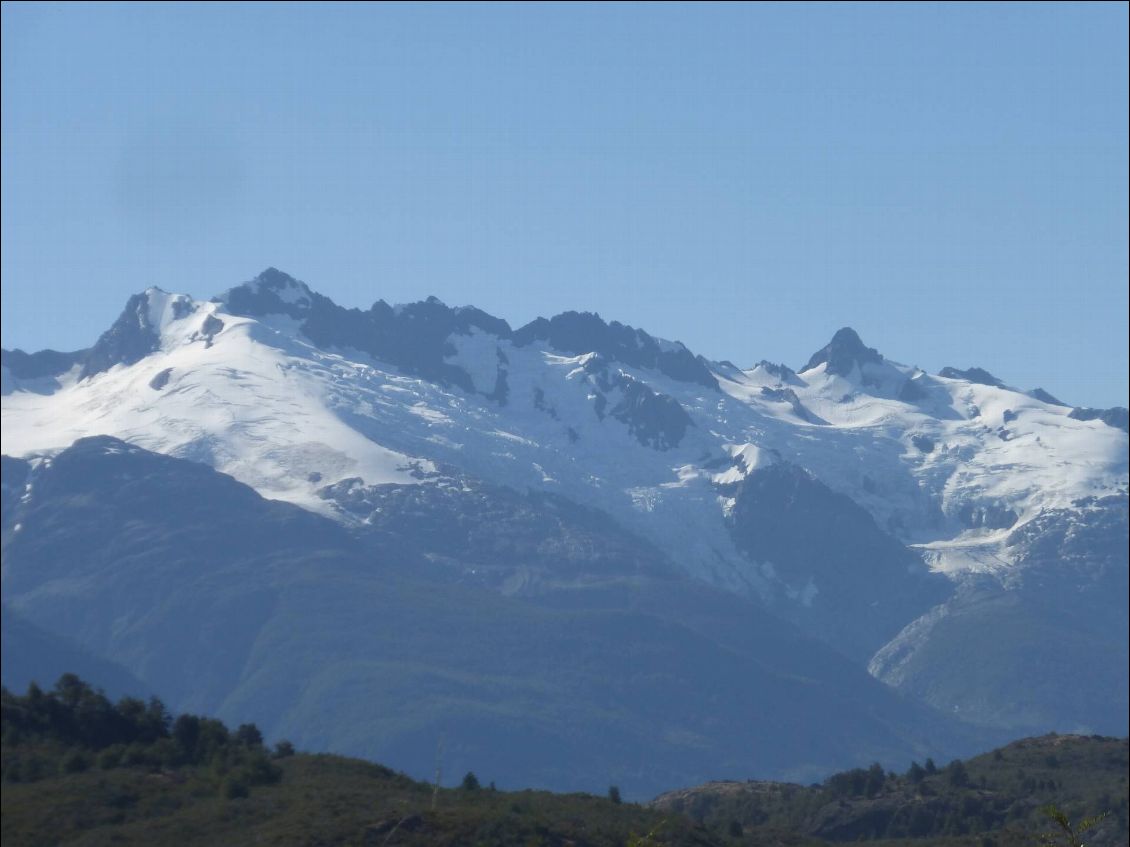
(1, 675), (723, 847)
(3, 674), (1126, 847)
(653, 736), (1128, 846)
(1039, 804), (1110, 847)
(2, 673), (282, 793)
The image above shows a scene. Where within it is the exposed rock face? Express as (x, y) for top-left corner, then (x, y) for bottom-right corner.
(871, 496), (1129, 733)
(802, 327), (883, 376)
(570, 353), (696, 449)
(1069, 406), (1130, 433)
(219, 270), (508, 394)
(1, 348), (86, 396)
(606, 375), (694, 449)
(1, 348), (85, 380)
(938, 366), (1004, 388)
(79, 293), (163, 378)
(753, 361), (800, 384)
(148, 368), (173, 390)
(79, 292), (197, 379)
(955, 502), (1018, 530)
(759, 386), (826, 425)
(1029, 387), (1066, 406)
(725, 462), (951, 661)
(513, 311), (719, 389)
(220, 270), (718, 399)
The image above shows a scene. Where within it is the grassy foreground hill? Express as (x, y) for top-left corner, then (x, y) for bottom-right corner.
(2, 675), (1126, 847)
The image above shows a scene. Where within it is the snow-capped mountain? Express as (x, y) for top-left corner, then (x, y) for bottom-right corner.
(3, 268), (1127, 754)
(5, 269), (1124, 590)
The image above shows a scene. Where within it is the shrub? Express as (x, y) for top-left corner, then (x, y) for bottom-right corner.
(60, 750), (89, 774)
(242, 752), (282, 786)
(98, 746), (124, 770)
(122, 743), (154, 768)
(222, 775), (249, 799)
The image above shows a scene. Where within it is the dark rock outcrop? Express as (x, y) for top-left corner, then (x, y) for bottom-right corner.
(1, 348), (85, 380)
(1029, 387), (1066, 406)
(726, 462), (950, 661)
(938, 366), (1004, 388)
(1069, 406), (1129, 434)
(802, 328), (882, 377)
(513, 311), (718, 389)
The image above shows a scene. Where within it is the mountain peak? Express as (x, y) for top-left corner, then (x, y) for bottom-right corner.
(216, 268), (316, 319)
(251, 267), (314, 300)
(256, 266), (303, 287)
(79, 291), (177, 380)
(801, 327), (883, 377)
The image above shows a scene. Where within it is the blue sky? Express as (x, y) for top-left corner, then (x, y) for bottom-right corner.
(2, 2), (1127, 406)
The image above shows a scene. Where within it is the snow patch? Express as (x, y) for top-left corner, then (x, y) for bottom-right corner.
(445, 329), (503, 395)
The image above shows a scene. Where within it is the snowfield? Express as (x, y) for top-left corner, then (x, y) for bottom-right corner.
(3, 276), (1126, 594)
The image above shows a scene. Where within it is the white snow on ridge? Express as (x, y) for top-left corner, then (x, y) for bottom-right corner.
(1, 300), (432, 516)
(141, 288), (196, 336)
(2, 287), (1126, 587)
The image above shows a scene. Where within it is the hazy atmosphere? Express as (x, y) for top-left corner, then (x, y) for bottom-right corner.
(2, 2), (1127, 406)
(2, 5), (1128, 845)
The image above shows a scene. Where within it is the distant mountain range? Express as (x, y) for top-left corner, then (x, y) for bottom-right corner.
(2, 268), (1126, 796)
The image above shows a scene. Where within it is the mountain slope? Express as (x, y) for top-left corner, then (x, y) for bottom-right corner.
(1, 437), (988, 796)
(2, 268), (1126, 743)
(0, 607), (149, 701)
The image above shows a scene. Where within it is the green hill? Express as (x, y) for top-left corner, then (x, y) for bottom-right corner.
(3, 674), (1126, 847)
(652, 735), (1129, 846)
(1, 675), (720, 847)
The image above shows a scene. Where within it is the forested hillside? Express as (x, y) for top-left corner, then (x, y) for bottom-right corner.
(3, 675), (1125, 847)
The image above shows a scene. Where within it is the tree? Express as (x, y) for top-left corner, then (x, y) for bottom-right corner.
(461, 771), (480, 791)
(172, 714), (201, 757)
(1039, 805), (1109, 847)
(234, 723), (263, 747)
(144, 698), (171, 740)
(865, 762), (886, 797)
(53, 673), (90, 709)
(907, 761), (926, 784)
(947, 759), (970, 788)
(608, 784), (622, 804)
